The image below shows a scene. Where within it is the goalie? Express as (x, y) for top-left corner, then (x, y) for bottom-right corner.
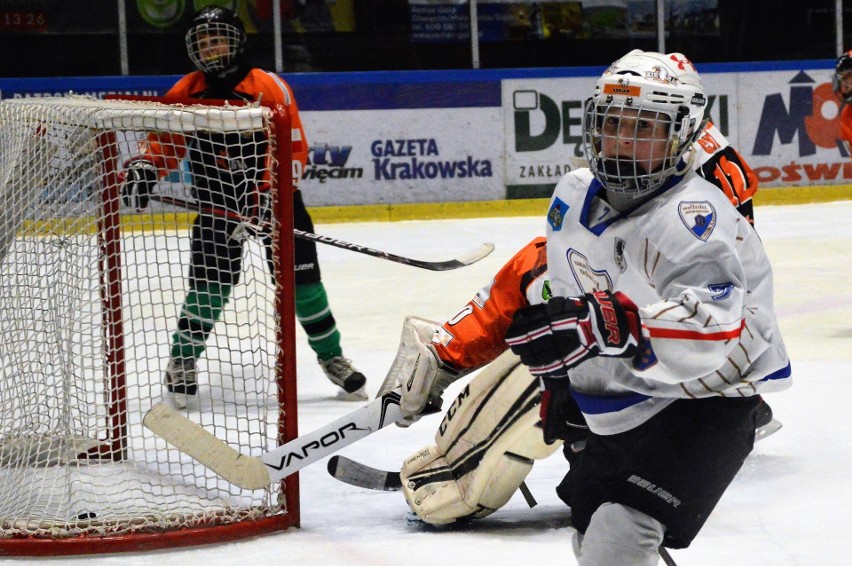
(379, 54), (777, 530)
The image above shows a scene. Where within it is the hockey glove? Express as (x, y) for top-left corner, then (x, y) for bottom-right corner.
(583, 290), (641, 357)
(121, 160), (158, 210)
(505, 296), (596, 378)
(539, 376), (588, 445)
(505, 291), (641, 378)
(379, 317), (460, 428)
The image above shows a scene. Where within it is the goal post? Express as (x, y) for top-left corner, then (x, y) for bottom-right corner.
(0, 94), (299, 555)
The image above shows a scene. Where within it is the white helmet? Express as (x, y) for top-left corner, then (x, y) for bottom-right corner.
(582, 49), (708, 201)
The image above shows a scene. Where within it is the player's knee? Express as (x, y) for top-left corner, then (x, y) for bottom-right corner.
(576, 502), (664, 566)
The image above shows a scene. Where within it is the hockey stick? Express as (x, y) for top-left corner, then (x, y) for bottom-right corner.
(328, 419), (785, 491)
(148, 194), (495, 271)
(142, 390), (406, 490)
(327, 455), (403, 491)
(327, 454), (539, 506)
(659, 547), (678, 566)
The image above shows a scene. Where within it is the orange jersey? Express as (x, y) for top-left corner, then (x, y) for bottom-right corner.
(433, 237), (548, 371)
(137, 68), (308, 189)
(841, 103), (852, 156)
(692, 122), (758, 224)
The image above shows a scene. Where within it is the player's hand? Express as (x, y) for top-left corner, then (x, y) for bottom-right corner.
(505, 296), (595, 378)
(583, 290), (641, 357)
(538, 376), (586, 445)
(505, 291), (641, 377)
(121, 160), (157, 210)
(398, 343), (456, 428)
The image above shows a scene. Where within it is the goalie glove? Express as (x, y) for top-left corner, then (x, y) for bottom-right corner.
(231, 191), (273, 242)
(121, 160), (158, 210)
(398, 342), (459, 427)
(378, 316), (462, 428)
(505, 290), (641, 378)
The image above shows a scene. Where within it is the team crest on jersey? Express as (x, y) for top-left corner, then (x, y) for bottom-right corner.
(566, 249), (612, 293)
(708, 282), (734, 301)
(678, 201), (717, 241)
(548, 198), (569, 231)
(613, 238), (627, 273)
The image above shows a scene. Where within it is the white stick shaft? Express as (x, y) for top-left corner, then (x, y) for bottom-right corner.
(143, 391), (404, 490)
(261, 391), (403, 483)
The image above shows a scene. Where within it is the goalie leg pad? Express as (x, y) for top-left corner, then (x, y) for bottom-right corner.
(400, 350), (563, 525)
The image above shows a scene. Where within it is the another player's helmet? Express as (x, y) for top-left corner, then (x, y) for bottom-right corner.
(833, 50), (852, 104)
(582, 49), (708, 201)
(185, 6), (247, 75)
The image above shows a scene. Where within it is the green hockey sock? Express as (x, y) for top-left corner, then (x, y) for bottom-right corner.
(170, 283), (232, 361)
(295, 282), (342, 360)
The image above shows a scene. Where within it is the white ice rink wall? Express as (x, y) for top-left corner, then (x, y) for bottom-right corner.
(2, 59), (851, 213)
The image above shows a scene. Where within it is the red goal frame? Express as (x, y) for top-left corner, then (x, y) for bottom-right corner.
(0, 95), (300, 556)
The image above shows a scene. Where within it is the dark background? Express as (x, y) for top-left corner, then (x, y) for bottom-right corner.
(0, 1), (846, 78)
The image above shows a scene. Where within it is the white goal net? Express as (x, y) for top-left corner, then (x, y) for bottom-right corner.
(0, 95), (298, 554)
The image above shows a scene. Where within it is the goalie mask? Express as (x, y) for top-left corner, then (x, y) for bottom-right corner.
(582, 50), (708, 203)
(185, 6), (247, 76)
(834, 50), (852, 104)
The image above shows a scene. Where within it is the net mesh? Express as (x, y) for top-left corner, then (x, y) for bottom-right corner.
(0, 95), (292, 548)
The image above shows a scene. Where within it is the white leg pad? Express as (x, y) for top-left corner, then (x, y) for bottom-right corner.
(400, 350), (562, 525)
(575, 502), (665, 566)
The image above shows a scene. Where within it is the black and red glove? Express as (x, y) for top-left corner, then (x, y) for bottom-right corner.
(505, 290), (641, 378)
(538, 376), (588, 445)
(584, 290), (642, 358)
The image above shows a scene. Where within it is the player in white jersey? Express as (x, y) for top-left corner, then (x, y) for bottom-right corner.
(504, 50), (791, 564)
(381, 53), (776, 544)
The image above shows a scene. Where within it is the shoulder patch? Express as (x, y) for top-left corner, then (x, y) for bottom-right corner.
(708, 282), (734, 301)
(678, 201), (717, 241)
(613, 237), (627, 273)
(548, 198), (569, 231)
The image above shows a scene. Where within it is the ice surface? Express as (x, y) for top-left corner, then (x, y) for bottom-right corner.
(12, 201), (850, 566)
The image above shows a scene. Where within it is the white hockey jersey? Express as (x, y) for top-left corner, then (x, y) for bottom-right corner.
(546, 168), (791, 435)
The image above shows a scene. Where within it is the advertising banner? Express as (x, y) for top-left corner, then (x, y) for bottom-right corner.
(1, 61), (844, 209)
(736, 68), (851, 187)
(299, 107), (504, 206)
(502, 73), (736, 198)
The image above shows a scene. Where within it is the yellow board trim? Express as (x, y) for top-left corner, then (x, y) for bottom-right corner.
(309, 184), (852, 224)
(44, 184), (850, 235)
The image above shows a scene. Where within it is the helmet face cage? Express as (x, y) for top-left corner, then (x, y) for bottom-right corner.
(583, 98), (683, 198)
(582, 50), (707, 200)
(186, 20), (245, 74)
(834, 51), (852, 104)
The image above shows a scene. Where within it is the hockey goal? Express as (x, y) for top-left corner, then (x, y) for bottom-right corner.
(0, 95), (298, 555)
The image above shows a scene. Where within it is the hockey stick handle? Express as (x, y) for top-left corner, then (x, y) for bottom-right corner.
(147, 193), (494, 271)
